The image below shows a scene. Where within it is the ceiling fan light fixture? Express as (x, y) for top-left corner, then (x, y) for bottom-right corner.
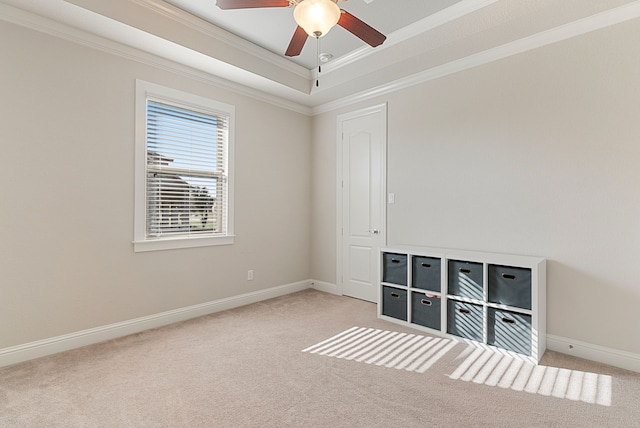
(293, 0), (341, 38)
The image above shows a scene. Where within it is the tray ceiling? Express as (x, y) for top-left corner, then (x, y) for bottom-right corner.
(2, 0), (639, 112)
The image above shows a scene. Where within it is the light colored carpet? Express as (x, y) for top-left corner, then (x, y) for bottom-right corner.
(302, 326), (458, 373)
(303, 326), (612, 406)
(1, 289), (639, 427)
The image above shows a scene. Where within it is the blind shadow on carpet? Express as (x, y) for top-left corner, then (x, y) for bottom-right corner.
(303, 326), (612, 406)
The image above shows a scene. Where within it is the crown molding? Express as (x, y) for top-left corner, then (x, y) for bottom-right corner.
(0, 1), (313, 115)
(312, 0), (640, 115)
(321, 0), (499, 75)
(131, 0), (311, 80)
(3, 0), (639, 115)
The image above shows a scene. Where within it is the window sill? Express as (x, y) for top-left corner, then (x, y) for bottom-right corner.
(133, 235), (235, 252)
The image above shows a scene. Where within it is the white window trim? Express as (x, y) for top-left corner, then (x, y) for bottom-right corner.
(133, 80), (235, 252)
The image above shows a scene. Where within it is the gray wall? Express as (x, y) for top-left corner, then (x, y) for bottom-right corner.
(3, 11), (640, 360)
(0, 21), (311, 348)
(311, 19), (640, 354)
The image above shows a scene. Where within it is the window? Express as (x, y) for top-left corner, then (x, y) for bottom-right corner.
(134, 80), (234, 252)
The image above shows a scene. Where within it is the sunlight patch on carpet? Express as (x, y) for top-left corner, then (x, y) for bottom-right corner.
(302, 326), (456, 373)
(450, 346), (613, 406)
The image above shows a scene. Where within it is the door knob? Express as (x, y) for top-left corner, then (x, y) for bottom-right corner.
(371, 229), (379, 235)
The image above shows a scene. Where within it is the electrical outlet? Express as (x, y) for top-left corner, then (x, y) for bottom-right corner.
(247, 270), (254, 281)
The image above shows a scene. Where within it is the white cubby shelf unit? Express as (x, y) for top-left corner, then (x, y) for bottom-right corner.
(378, 246), (547, 363)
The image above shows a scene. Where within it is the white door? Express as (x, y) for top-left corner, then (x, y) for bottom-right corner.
(338, 104), (387, 303)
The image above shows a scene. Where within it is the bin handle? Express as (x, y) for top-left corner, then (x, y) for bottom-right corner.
(502, 317), (516, 324)
(391, 259), (401, 264)
(501, 273), (517, 280)
(390, 292), (400, 298)
(421, 262), (431, 268)
(420, 299), (432, 306)
(458, 308), (470, 314)
(460, 268), (471, 274)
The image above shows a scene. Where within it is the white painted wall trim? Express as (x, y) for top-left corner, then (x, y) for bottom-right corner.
(310, 280), (339, 295)
(0, 280), (311, 369)
(3, 283), (639, 375)
(547, 334), (640, 374)
(321, 0), (499, 74)
(132, 0), (309, 79)
(0, 1), (313, 116)
(4, 0), (640, 115)
(312, 0), (640, 115)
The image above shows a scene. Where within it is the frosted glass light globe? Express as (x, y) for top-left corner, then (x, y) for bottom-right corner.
(293, 0), (341, 38)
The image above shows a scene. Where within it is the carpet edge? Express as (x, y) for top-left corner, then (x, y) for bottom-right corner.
(0, 280), (311, 368)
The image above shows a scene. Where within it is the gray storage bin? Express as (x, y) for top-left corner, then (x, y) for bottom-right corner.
(412, 256), (441, 292)
(382, 286), (407, 321)
(382, 253), (407, 286)
(488, 265), (532, 310)
(488, 308), (532, 356)
(411, 292), (441, 330)
(447, 300), (483, 342)
(448, 260), (483, 300)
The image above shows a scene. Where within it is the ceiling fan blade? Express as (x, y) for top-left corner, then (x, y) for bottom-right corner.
(285, 26), (308, 57)
(216, 0), (290, 10)
(337, 10), (386, 47)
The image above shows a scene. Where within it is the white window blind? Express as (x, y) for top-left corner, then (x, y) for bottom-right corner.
(145, 99), (229, 239)
(134, 80), (234, 251)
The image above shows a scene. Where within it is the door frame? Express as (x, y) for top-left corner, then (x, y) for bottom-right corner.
(336, 103), (388, 300)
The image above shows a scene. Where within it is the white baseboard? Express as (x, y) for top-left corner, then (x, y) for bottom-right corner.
(547, 334), (640, 373)
(310, 280), (339, 295)
(0, 280), (311, 369)
(7, 283), (637, 375)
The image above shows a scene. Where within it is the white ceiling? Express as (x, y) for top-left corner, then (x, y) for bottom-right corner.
(164, 0), (464, 69)
(2, 0), (639, 113)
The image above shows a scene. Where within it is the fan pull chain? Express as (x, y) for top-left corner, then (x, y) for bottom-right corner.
(316, 36), (320, 87)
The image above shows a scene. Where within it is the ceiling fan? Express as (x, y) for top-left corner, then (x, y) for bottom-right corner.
(216, 0), (387, 57)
